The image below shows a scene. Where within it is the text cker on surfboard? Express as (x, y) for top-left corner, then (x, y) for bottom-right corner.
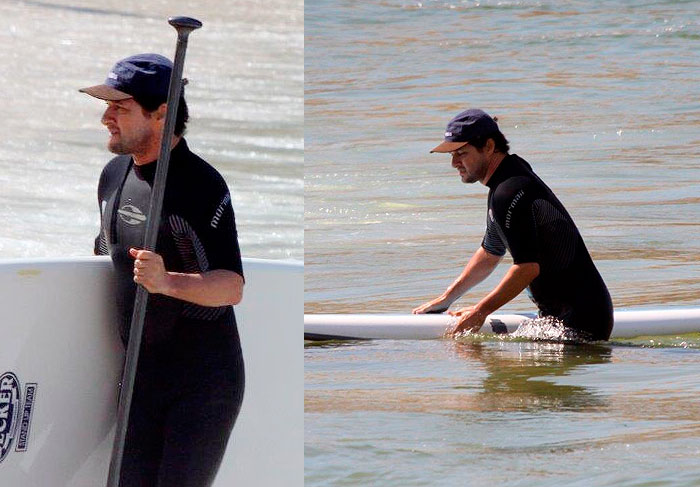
(413, 109), (613, 340)
(81, 53), (245, 486)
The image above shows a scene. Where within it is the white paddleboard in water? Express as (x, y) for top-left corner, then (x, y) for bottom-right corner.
(304, 308), (700, 340)
(0, 256), (302, 487)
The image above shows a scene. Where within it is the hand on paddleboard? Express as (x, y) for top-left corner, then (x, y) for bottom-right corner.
(129, 248), (170, 295)
(412, 296), (450, 314)
(448, 306), (487, 336)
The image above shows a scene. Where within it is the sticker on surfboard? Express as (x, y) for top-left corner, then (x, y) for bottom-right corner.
(0, 372), (37, 464)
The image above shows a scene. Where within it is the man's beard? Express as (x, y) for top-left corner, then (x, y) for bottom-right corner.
(107, 127), (154, 156)
(462, 172), (479, 184)
(460, 161), (487, 184)
(460, 167), (482, 184)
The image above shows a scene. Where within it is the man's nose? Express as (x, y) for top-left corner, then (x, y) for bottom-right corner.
(101, 106), (114, 126)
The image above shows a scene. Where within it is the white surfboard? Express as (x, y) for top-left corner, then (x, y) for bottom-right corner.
(0, 256), (302, 487)
(304, 308), (700, 340)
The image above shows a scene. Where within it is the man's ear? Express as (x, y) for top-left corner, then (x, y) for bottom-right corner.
(155, 103), (168, 120)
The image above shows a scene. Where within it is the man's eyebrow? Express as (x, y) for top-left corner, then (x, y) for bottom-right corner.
(107, 100), (129, 108)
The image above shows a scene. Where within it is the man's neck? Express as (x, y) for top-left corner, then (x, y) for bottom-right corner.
(133, 135), (181, 166)
(482, 152), (507, 185)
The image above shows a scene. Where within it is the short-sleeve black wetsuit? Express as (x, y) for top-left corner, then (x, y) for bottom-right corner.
(481, 154), (613, 341)
(95, 139), (245, 486)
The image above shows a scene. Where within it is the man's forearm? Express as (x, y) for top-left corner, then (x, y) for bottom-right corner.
(163, 269), (244, 307)
(473, 262), (539, 316)
(443, 246), (502, 303)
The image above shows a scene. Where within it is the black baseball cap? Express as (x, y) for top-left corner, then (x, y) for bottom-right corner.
(79, 53), (172, 102)
(430, 108), (500, 153)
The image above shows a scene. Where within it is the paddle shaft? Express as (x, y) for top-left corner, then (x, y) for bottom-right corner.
(106, 16), (202, 487)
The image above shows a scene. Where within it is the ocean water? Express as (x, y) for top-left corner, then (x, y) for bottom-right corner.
(0, 0), (303, 261)
(306, 337), (700, 486)
(305, 1), (700, 485)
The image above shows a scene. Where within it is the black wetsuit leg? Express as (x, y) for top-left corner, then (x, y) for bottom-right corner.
(156, 378), (244, 486)
(536, 275), (614, 341)
(119, 324), (245, 487)
(119, 360), (169, 487)
(570, 286), (614, 341)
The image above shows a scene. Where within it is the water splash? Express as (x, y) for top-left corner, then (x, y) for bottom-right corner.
(509, 315), (592, 343)
(453, 315), (592, 342)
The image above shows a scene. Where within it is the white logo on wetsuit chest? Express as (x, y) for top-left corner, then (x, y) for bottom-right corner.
(117, 204), (147, 226)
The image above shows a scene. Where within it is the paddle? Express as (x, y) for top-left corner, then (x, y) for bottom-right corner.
(106, 16), (202, 487)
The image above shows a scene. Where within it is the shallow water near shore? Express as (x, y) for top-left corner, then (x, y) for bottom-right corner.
(306, 335), (700, 486)
(305, 0), (700, 485)
(0, 0), (302, 261)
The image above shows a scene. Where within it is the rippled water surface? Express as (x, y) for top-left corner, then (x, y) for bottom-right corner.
(306, 337), (700, 486)
(0, 0), (302, 260)
(305, 1), (700, 485)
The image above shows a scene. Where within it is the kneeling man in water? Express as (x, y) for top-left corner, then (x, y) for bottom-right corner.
(413, 109), (613, 341)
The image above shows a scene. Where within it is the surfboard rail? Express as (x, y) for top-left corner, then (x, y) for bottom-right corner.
(304, 308), (700, 340)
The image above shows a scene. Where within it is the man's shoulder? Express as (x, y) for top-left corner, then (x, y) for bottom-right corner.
(176, 140), (227, 186)
(491, 174), (533, 204)
(102, 154), (131, 172)
(492, 155), (543, 198)
(166, 142), (234, 228)
(169, 141), (231, 214)
(99, 155), (131, 188)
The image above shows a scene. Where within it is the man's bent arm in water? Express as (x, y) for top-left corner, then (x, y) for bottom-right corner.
(413, 247), (502, 314)
(448, 261), (539, 336)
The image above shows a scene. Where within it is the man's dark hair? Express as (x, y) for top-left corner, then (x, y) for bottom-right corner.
(469, 130), (510, 154)
(133, 90), (189, 136)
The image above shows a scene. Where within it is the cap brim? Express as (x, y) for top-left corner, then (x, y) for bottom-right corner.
(429, 141), (468, 153)
(79, 84), (132, 101)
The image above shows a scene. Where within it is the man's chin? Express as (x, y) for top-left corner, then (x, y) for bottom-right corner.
(107, 139), (129, 155)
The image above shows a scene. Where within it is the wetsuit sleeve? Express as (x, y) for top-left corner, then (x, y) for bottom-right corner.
(490, 178), (539, 264)
(202, 188), (244, 279)
(481, 211), (507, 257)
(178, 168), (244, 280)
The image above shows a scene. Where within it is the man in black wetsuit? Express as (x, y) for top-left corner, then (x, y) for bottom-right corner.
(413, 109), (613, 341)
(81, 53), (245, 486)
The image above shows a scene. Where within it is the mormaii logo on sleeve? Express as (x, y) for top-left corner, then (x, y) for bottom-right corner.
(0, 372), (38, 464)
(210, 193), (231, 229)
